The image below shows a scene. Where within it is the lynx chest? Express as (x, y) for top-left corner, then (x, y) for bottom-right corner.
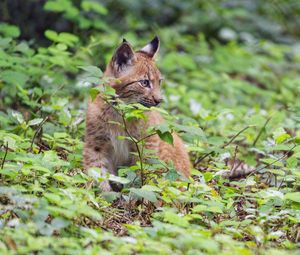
(109, 128), (132, 168)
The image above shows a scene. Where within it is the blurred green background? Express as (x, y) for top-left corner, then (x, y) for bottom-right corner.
(2, 0), (300, 43)
(0, 1), (300, 254)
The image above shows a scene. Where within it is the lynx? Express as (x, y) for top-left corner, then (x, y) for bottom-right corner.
(83, 37), (190, 191)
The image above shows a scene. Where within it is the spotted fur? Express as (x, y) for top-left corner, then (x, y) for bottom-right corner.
(83, 37), (191, 191)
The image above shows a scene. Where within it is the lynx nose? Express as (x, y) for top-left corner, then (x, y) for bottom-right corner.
(153, 97), (163, 106)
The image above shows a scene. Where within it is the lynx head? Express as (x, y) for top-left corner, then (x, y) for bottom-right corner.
(105, 36), (163, 107)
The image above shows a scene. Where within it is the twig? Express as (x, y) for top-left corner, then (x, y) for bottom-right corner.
(1, 142), (8, 169)
(230, 145), (240, 173)
(277, 176), (286, 190)
(246, 144), (297, 180)
(35, 84), (65, 114)
(253, 117), (271, 146)
(194, 125), (252, 166)
(102, 95), (149, 187)
(30, 116), (48, 152)
(257, 144), (296, 172)
(120, 113), (145, 186)
(137, 132), (157, 144)
(222, 126), (251, 148)
(231, 146), (238, 170)
(194, 151), (214, 166)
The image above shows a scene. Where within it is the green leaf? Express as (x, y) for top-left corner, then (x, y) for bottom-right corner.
(79, 65), (103, 77)
(267, 169), (285, 176)
(164, 211), (189, 227)
(165, 168), (180, 181)
(1, 70), (29, 87)
(51, 217), (70, 230)
(109, 175), (130, 184)
(130, 188), (157, 203)
(260, 158), (284, 167)
(141, 185), (162, 192)
(103, 86), (116, 96)
(284, 192), (300, 203)
(0, 23), (20, 38)
(45, 30), (59, 42)
(273, 128), (291, 144)
(28, 118), (44, 126)
(45, 30), (79, 46)
(11, 110), (24, 124)
(89, 87), (102, 101)
(44, 193), (61, 204)
(286, 156), (297, 168)
(59, 32), (79, 45)
(87, 167), (102, 179)
(153, 123), (170, 134)
(157, 130), (173, 145)
(52, 173), (74, 183)
(101, 192), (120, 203)
(193, 204), (223, 213)
(81, 1), (107, 15)
(275, 133), (291, 144)
(173, 123), (206, 139)
(3, 136), (16, 150)
(44, 0), (68, 12)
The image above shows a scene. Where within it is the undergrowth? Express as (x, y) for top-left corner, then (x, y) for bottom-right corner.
(0, 1), (300, 254)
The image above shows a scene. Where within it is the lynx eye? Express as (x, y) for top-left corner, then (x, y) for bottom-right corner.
(139, 79), (151, 88)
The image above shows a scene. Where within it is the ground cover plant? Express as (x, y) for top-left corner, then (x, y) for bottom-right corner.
(0, 1), (300, 254)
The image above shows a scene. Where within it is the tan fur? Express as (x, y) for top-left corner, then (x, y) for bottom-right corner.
(84, 38), (190, 191)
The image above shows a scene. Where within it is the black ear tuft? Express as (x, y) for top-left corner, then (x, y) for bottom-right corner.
(150, 36), (159, 52)
(112, 40), (135, 71)
(122, 38), (127, 43)
(139, 36), (160, 58)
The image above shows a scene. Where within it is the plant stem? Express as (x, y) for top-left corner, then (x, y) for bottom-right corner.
(252, 117), (271, 146)
(246, 144), (297, 180)
(195, 126), (252, 166)
(30, 116), (48, 152)
(1, 142), (8, 169)
(222, 126), (251, 148)
(120, 113), (145, 186)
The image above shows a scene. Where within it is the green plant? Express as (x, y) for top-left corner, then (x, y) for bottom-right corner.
(0, 2), (300, 254)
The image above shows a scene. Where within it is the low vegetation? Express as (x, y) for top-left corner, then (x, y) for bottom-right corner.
(0, 1), (299, 254)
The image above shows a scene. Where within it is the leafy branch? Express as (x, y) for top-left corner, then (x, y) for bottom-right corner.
(1, 142), (8, 169)
(194, 125), (252, 166)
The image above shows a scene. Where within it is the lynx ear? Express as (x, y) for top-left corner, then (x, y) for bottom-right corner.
(112, 39), (136, 71)
(139, 36), (160, 58)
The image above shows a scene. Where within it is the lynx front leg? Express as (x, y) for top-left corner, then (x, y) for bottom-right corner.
(83, 139), (116, 192)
